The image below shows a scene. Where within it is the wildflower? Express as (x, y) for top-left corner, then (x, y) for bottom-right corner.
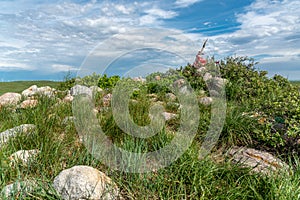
(193, 54), (207, 67)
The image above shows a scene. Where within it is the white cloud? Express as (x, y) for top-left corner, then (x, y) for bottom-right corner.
(0, 61), (34, 71)
(140, 8), (178, 25)
(209, 0), (300, 58)
(204, 0), (300, 79)
(175, 0), (203, 8)
(145, 8), (177, 19)
(1, 0), (299, 80)
(52, 64), (78, 72)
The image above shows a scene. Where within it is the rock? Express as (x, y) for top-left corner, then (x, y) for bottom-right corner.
(9, 149), (40, 166)
(93, 108), (99, 115)
(210, 77), (227, 89)
(209, 90), (220, 97)
(0, 92), (22, 106)
(0, 124), (36, 147)
(173, 79), (185, 88)
(179, 86), (189, 94)
(62, 116), (75, 125)
(22, 85), (55, 98)
(1, 180), (37, 199)
(63, 94), (74, 102)
(20, 99), (38, 109)
(22, 85), (38, 97)
(70, 85), (92, 97)
(90, 86), (103, 94)
(147, 94), (158, 102)
(132, 77), (146, 82)
(203, 73), (212, 82)
(37, 86), (55, 97)
(195, 67), (206, 76)
(161, 112), (178, 121)
(199, 97), (213, 106)
(165, 93), (177, 101)
(155, 75), (161, 81)
(103, 93), (112, 107)
(227, 146), (291, 175)
(53, 165), (120, 200)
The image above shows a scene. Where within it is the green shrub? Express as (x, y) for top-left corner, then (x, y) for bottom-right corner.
(98, 74), (120, 90)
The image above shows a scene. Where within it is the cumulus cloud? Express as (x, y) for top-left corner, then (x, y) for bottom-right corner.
(0, 0), (299, 80)
(0, 61), (34, 71)
(207, 0), (300, 79)
(52, 64), (78, 72)
(175, 0), (204, 8)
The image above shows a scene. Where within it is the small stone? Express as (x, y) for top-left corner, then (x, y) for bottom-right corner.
(199, 97), (213, 106)
(9, 149), (40, 166)
(1, 180), (37, 199)
(103, 93), (112, 107)
(195, 67), (206, 76)
(209, 90), (220, 97)
(147, 94), (158, 102)
(211, 77), (227, 89)
(63, 94), (74, 102)
(20, 99), (38, 109)
(161, 112), (178, 121)
(173, 79), (185, 88)
(203, 73), (212, 81)
(62, 116), (75, 125)
(165, 93), (177, 101)
(132, 77), (146, 82)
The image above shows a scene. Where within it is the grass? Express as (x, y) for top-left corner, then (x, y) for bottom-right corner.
(0, 72), (299, 199)
(0, 81), (62, 96)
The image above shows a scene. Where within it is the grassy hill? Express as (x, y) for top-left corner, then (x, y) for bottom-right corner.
(0, 81), (62, 95)
(0, 58), (300, 199)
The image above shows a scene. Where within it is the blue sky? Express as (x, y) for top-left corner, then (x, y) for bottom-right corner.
(0, 0), (299, 81)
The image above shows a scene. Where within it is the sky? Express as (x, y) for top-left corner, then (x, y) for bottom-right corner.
(0, 0), (299, 81)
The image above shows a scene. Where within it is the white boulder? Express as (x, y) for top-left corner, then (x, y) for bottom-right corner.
(0, 92), (22, 106)
(53, 165), (120, 200)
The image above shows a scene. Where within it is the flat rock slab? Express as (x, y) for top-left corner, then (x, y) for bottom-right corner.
(0, 124), (36, 147)
(227, 146), (291, 175)
(1, 180), (37, 199)
(9, 149), (40, 166)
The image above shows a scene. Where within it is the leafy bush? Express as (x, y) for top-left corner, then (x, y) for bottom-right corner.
(76, 72), (101, 87)
(178, 56), (299, 155)
(98, 74), (120, 90)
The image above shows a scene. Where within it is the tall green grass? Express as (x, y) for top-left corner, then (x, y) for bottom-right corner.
(0, 87), (299, 199)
